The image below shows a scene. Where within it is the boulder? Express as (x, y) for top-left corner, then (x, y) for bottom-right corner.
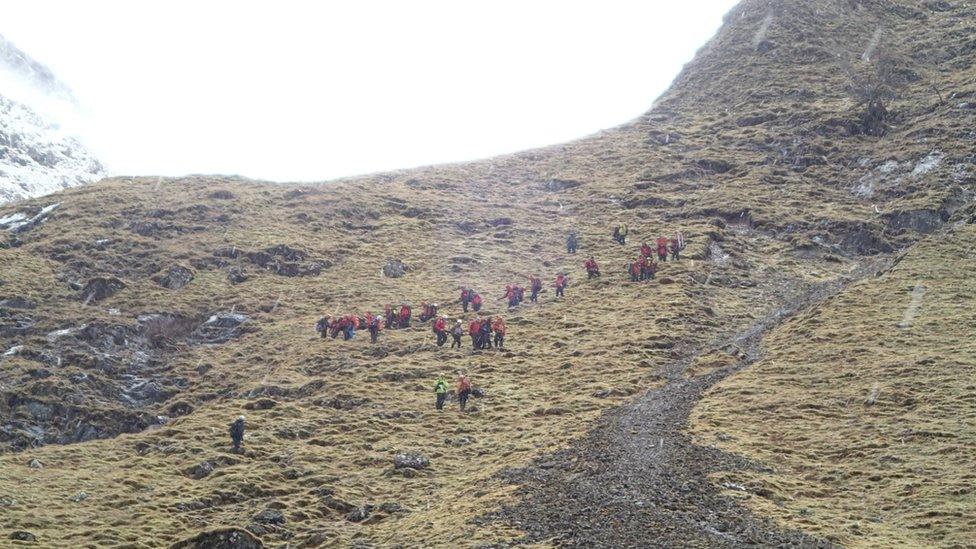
(382, 259), (408, 278)
(9, 531), (36, 542)
(252, 508), (285, 525)
(81, 277), (125, 303)
(393, 452), (429, 470)
(154, 265), (195, 290)
(170, 528), (263, 549)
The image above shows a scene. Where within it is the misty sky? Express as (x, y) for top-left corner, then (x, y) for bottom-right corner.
(3, 1), (739, 182)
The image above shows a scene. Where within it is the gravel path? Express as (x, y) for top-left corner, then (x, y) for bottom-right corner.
(489, 261), (890, 547)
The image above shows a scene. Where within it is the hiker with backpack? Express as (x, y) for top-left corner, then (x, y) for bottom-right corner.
(479, 317), (493, 349)
(456, 372), (472, 411)
(471, 292), (483, 312)
(492, 317), (506, 349)
(433, 315), (448, 346)
(585, 257), (601, 279)
(398, 304), (412, 328)
(529, 275), (543, 303)
(555, 274), (568, 297)
(567, 232), (579, 254)
(451, 320), (464, 349)
(229, 415), (245, 453)
(469, 318), (482, 349)
(434, 375), (449, 410)
(315, 316), (331, 339)
(367, 312), (381, 343)
(670, 237), (681, 261)
(460, 288), (471, 312)
(656, 236), (669, 262)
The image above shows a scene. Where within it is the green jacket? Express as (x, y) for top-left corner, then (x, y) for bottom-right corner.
(434, 379), (448, 394)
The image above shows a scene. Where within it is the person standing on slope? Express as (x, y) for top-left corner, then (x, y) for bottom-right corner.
(434, 375), (449, 410)
(670, 237), (681, 261)
(433, 315), (448, 347)
(229, 415), (245, 453)
(368, 313), (381, 343)
(567, 232), (579, 254)
(451, 319), (464, 349)
(555, 274), (568, 297)
(492, 317), (507, 349)
(479, 317), (493, 349)
(469, 317), (482, 349)
(315, 315), (331, 339)
(471, 292), (483, 312)
(460, 288), (471, 312)
(456, 372), (472, 411)
(641, 242), (652, 259)
(585, 257), (601, 279)
(398, 304), (412, 328)
(656, 236), (669, 262)
(529, 275), (543, 303)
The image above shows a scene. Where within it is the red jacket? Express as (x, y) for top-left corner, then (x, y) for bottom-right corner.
(656, 237), (668, 251)
(641, 244), (652, 257)
(434, 318), (446, 332)
(492, 319), (506, 335)
(472, 294), (482, 306)
(399, 306), (411, 320)
(555, 275), (567, 288)
(585, 259), (598, 271)
(469, 320), (481, 336)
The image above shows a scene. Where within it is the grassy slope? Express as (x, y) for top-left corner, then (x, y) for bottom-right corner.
(0, 0), (973, 546)
(691, 221), (976, 548)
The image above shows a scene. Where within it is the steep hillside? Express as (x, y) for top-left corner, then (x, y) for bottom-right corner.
(0, 0), (973, 547)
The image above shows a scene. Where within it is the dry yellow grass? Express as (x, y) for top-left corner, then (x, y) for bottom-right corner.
(0, 0), (974, 546)
(691, 222), (976, 547)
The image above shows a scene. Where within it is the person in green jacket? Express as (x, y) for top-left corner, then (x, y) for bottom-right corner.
(434, 375), (449, 410)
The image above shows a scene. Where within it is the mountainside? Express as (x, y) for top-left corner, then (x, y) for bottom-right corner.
(0, 34), (105, 204)
(0, 0), (973, 547)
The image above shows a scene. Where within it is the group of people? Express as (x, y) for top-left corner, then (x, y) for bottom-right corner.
(612, 224), (628, 244)
(384, 303), (412, 329)
(463, 316), (507, 349)
(434, 372), (476, 411)
(316, 313), (383, 342)
(459, 288), (484, 312)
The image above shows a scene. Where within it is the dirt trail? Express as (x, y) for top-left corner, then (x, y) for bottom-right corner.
(492, 258), (891, 547)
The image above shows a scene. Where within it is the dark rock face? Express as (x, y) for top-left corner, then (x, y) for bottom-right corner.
(193, 313), (251, 344)
(885, 209), (946, 235)
(543, 179), (582, 192)
(0, 297), (36, 310)
(80, 277), (125, 303)
(393, 452), (429, 470)
(170, 528), (263, 549)
(154, 265), (195, 290)
(209, 245), (327, 278)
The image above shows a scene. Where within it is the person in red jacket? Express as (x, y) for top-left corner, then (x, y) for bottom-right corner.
(656, 236), (669, 262)
(529, 275), (543, 303)
(367, 312), (381, 343)
(641, 242), (652, 258)
(555, 274), (568, 297)
(629, 259), (641, 282)
(468, 318), (482, 349)
(433, 315), (448, 346)
(456, 372), (472, 411)
(584, 257), (601, 279)
(471, 293), (483, 312)
(491, 317), (507, 349)
(398, 304), (411, 328)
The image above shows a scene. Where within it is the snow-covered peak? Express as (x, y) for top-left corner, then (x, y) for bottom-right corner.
(0, 34), (105, 204)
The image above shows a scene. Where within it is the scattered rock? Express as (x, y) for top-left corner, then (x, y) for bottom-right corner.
(0, 297), (36, 310)
(252, 508), (285, 525)
(184, 461), (215, 480)
(227, 266), (248, 284)
(27, 458), (42, 469)
(69, 491), (88, 502)
(345, 505), (374, 523)
(209, 190), (236, 200)
(393, 452), (429, 470)
(9, 531), (36, 542)
(543, 179), (582, 192)
(170, 527), (263, 549)
(154, 265), (195, 290)
(80, 277), (125, 303)
(382, 259), (408, 278)
(243, 398), (278, 411)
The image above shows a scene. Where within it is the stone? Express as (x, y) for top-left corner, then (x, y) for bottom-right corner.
(9, 531), (36, 542)
(393, 452), (429, 470)
(252, 508), (285, 525)
(170, 527), (263, 549)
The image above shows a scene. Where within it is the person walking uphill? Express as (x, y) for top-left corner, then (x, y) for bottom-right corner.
(529, 275), (543, 303)
(434, 375), (449, 410)
(456, 372), (472, 411)
(567, 232), (579, 254)
(451, 320), (464, 349)
(368, 313), (381, 343)
(229, 415), (245, 453)
(656, 236), (669, 262)
(433, 315), (448, 347)
(585, 257), (601, 279)
(398, 304), (412, 328)
(471, 292), (483, 312)
(613, 224), (628, 245)
(469, 318), (482, 349)
(492, 317), (507, 349)
(480, 317), (493, 349)
(460, 288), (471, 313)
(555, 273), (568, 297)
